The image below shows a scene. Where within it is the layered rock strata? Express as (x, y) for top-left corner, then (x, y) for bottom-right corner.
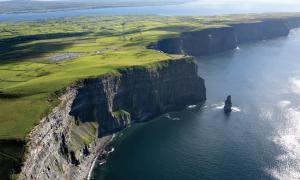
(19, 58), (206, 179)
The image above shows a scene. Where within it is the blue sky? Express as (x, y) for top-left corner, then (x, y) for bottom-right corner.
(0, 0), (299, 4)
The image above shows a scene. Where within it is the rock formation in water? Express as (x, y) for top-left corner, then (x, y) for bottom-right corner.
(224, 95), (232, 113)
(19, 58), (206, 179)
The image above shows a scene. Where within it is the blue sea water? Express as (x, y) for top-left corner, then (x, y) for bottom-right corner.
(1, 0), (300, 21)
(91, 29), (300, 180)
(2, 1), (300, 179)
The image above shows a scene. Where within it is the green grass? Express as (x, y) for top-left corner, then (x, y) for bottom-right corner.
(0, 16), (202, 140)
(70, 121), (98, 151)
(1, 13), (300, 140)
(1, 13), (300, 178)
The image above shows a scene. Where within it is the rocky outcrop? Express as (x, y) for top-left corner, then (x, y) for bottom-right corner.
(224, 95), (232, 114)
(153, 18), (300, 56)
(19, 57), (206, 179)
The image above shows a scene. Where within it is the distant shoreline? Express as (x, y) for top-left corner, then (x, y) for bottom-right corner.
(0, 0), (195, 15)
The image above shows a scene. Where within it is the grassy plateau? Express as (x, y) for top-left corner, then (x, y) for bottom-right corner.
(1, 13), (300, 178)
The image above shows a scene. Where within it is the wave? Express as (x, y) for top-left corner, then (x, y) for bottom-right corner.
(289, 78), (300, 95)
(107, 147), (115, 154)
(164, 113), (181, 121)
(212, 102), (241, 112)
(187, 105), (197, 109)
(231, 106), (241, 112)
(278, 100), (291, 108)
(214, 102), (225, 110)
(98, 160), (107, 166)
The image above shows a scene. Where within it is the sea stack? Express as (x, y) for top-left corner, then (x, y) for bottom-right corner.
(224, 95), (232, 113)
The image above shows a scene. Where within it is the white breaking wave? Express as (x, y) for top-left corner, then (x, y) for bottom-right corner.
(278, 100), (292, 108)
(214, 102), (225, 110)
(171, 117), (181, 121)
(99, 161), (106, 166)
(164, 113), (181, 121)
(111, 133), (116, 140)
(267, 102), (300, 180)
(107, 147), (115, 154)
(187, 105), (197, 109)
(231, 106), (241, 112)
(212, 102), (241, 112)
(289, 78), (300, 95)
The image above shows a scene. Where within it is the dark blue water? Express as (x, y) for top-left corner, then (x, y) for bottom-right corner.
(1, 1), (300, 21)
(91, 29), (300, 180)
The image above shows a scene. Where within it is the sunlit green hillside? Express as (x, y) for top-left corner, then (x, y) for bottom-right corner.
(1, 13), (300, 178)
(1, 13), (300, 140)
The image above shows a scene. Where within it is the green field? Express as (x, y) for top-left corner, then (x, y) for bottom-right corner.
(1, 13), (300, 178)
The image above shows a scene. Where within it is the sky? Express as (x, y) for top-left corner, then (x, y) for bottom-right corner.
(0, 0), (299, 4)
(206, 0), (299, 4)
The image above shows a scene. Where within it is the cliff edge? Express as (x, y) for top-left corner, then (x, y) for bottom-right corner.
(153, 18), (300, 56)
(19, 57), (206, 179)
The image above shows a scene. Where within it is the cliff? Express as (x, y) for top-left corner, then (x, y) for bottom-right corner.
(231, 19), (290, 43)
(154, 27), (237, 56)
(154, 18), (299, 56)
(286, 17), (300, 29)
(19, 58), (206, 179)
(18, 16), (300, 180)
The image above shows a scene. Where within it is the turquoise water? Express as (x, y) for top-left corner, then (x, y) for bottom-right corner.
(91, 29), (300, 180)
(1, 1), (300, 21)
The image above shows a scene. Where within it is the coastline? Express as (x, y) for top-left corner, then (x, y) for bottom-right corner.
(75, 135), (113, 180)
(0, 0), (194, 15)
(18, 57), (206, 179)
(13, 14), (300, 180)
(87, 152), (99, 180)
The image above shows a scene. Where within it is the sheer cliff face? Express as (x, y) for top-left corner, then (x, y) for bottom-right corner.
(155, 27), (237, 56)
(70, 59), (206, 135)
(286, 17), (300, 29)
(231, 20), (290, 43)
(20, 58), (206, 179)
(155, 19), (295, 56)
(19, 89), (77, 180)
(180, 27), (237, 56)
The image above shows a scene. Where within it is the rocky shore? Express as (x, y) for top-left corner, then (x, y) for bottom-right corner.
(71, 136), (113, 180)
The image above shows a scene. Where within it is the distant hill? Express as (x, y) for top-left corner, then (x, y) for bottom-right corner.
(0, 0), (192, 14)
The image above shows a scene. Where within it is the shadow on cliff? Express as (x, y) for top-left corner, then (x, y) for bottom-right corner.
(0, 139), (25, 180)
